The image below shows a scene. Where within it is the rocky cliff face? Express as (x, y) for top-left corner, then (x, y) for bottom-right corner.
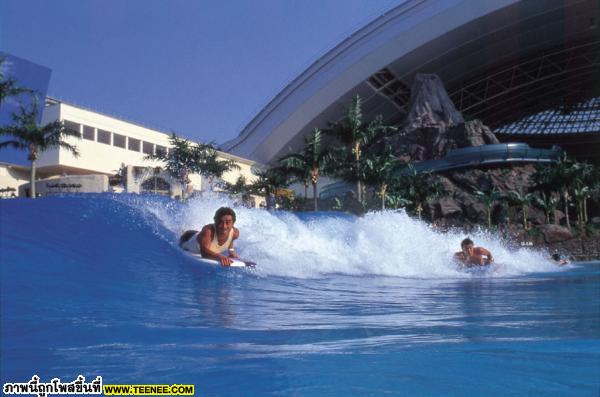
(385, 74), (559, 233)
(387, 74), (499, 161)
(427, 164), (553, 227)
(404, 74), (464, 130)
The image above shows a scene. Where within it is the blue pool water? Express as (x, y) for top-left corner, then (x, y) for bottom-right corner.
(1, 195), (599, 396)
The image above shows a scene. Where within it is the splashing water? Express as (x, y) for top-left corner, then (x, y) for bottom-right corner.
(138, 194), (557, 279)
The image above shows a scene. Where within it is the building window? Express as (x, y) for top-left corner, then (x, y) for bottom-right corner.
(97, 129), (111, 145)
(141, 177), (171, 195)
(113, 133), (126, 149)
(128, 138), (141, 152)
(156, 145), (167, 156)
(64, 120), (81, 136)
(142, 141), (154, 155)
(82, 125), (95, 141)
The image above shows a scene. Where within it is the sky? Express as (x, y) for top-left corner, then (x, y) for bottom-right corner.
(0, 0), (402, 164)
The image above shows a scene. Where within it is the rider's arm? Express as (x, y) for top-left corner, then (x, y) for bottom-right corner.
(476, 247), (494, 263)
(228, 228), (240, 258)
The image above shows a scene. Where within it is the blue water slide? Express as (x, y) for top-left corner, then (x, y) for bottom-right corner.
(319, 143), (562, 198)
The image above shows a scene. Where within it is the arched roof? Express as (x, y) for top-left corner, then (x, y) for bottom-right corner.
(222, 0), (599, 164)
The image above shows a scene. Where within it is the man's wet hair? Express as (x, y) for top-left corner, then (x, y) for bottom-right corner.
(214, 207), (236, 223)
(461, 238), (474, 247)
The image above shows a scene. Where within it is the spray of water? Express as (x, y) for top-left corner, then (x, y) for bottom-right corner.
(136, 195), (559, 279)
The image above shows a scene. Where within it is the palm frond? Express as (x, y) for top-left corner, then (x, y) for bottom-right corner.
(0, 140), (27, 150)
(58, 141), (80, 157)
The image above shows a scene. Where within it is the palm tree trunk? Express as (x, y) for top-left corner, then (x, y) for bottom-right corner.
(354, 141), (362, 204)
(542, 192), (550, 224)
(522, 205), (527, 229)
(29, 158), (36, 198)
(180, 172), (189, 201)
(380, 184), (387, 211)
(563, 192), (570, 229)
(583, 198), (588, 223)
(313, 182), (318, 211)
(488, 208), (492, 229)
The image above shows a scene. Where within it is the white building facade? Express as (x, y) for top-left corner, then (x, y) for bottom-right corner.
(1, 98), (262, 204)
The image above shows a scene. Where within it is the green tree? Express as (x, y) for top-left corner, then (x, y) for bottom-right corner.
(146, 133), (239, 200)
(570, 162), (598, 225)
(279, 129), (331, 211)
(0, 99), (80, 198)
(384, 190), (412, 210)
(533, 191), (560, 224)
(474, 187), (503, 229)
(532, 164), (560, 224)
(247, 167), (291, 210)
(395, 166), (445, 220)
(572, 184), (590, 227)
(553, 159), (577, 229)
(325, 95), (396, 203)
(221, 175), (255, 206)
(361, 143), (402, 210)
(534, 159), (581, 229)
(276, 162), (310, 199)
(0, 57), (31, 105)
(508, 189), (535, 229)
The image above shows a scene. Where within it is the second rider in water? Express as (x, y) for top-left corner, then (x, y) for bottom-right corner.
(454, 238), (494, 267)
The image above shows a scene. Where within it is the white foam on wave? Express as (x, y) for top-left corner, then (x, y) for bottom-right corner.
(140, 195), (559, 279)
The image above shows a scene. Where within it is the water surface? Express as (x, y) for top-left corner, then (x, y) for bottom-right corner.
(1, 195), (598, 396)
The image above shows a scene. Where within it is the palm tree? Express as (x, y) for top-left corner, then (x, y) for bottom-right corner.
(276, 163), (310, 199)
(247, 167), (290, 210)
(396, 166), (445, 220)
(325, 95), (396, 203)
(532, 164), (559, 224)
(0, 57), (31, 105)
(146, 133), (239, 200)
(384, 189), (412, 211)
(533, 191), (560, 224)
(508, 189), (535, 229)
(572, 185), (590, 227)
(533, 161), (576, 228)
(548, 159), (580, 229)
(571, 161), (598, 225)
(221, 175), (256, 206)
(360, 143), (402, 210)
(222, 175), (248, 195)
(586, 164), (600, 224)
(0, 99), (80, 198)
(474, 187), (503, 229)
(279, 128), (331, 211)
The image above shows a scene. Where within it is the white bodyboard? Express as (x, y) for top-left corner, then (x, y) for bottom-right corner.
(185, 251), (256, 268)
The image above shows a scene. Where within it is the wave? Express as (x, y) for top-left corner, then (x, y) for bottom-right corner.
(135, 194), (558, 279)
(0, 194), (559, 279)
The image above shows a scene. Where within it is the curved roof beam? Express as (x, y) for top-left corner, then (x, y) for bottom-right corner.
(223, 0), (598, 164)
